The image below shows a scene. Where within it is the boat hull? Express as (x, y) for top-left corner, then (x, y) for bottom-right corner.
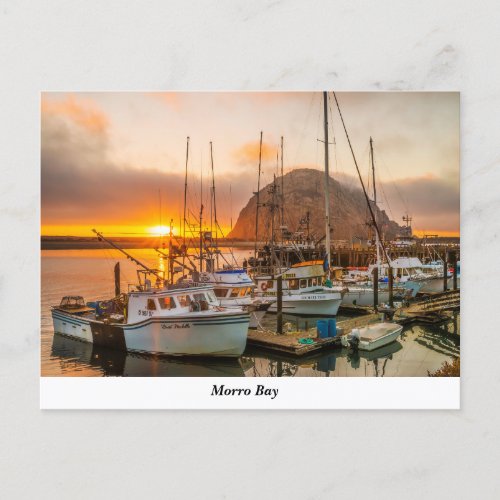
(341, 323), (403, 351)
(268, 294), (342, 316)
(341, 288), (390, 307)
(52, 309), (250, 357)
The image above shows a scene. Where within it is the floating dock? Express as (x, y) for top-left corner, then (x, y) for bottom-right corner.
(246, 289), (460, 356)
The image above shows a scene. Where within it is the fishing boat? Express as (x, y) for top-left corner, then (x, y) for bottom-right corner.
(188, 268), (272, 328)
(341, 322), (403, 351)
(254, 261), (343, 316)
(162, 139), (272, 328)
(51, 231), (250, 357)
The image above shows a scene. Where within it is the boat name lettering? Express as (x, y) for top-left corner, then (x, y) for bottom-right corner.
(138, 310), (153, 317)
(211, 384), (278, 399)
(161, 323), (190, 329)
(283, 273), (296, 279)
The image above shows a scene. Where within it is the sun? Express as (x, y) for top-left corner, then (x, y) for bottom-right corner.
(148, 225), (173, 236)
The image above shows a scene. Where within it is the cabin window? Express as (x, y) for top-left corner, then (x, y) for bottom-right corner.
(300, 279), (307, 288)
(308, 279), (312, 287)
(238, 287), (249, 297)
(178, 295), (191, 307)
(193, 293), (207, 302)
(158, 297), (176, 310)
(230, 288), (240, 298)
(147, 298), (157, 311)
(214, 288), (227, 298)
(206, 291), (217, 303)
(312, 277), (318, 286)
(267, 281), (274, 290)
(289, 279), (299, 290)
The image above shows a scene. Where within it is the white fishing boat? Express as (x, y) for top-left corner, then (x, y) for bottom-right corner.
(341, 322), (403, 351)
(194, 268), (272, 328)
(254, 261), (343, 316)
(52, 282), (250, 358)
(51, 231), (250, 358)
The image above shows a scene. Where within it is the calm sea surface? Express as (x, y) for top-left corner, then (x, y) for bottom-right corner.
(41, 249), (459, 377)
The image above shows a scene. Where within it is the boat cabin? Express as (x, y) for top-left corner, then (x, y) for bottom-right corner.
(126, 286), (219, 323)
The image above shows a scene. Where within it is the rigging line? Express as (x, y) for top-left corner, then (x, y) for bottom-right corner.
(332, 91), (391, 265)
(291, 92), (317, 167)
(377, 149), (409, 212)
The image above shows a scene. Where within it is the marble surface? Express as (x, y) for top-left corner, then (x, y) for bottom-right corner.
(1, 0), (499, 497)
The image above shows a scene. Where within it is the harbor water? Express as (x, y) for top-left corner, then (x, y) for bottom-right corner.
(41, 249), (459, 377)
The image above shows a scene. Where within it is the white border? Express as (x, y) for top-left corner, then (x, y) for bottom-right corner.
(40, 377), (460, 409)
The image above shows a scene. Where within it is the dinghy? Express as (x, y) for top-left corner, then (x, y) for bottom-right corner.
(341, 322), (403, 351)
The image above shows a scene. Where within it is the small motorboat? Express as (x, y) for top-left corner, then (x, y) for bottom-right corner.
(341, 322), (403, 351)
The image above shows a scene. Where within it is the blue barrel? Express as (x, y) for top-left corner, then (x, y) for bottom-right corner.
(328, 318), (337, 337)
(316, 320), (329, 339)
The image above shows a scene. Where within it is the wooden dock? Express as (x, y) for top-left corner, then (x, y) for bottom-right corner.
(246, 289), (460, 356)
(246, 328), (341, 357)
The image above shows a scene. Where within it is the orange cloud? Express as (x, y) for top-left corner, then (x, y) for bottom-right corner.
(148, 92), (182, 110)
(233, 141), (278, 164)
(41, 95), (108, 134)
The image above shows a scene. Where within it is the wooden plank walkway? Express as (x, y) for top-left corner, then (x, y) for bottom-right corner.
(247, 329), (341, 356)
(246, 289), (460, 356)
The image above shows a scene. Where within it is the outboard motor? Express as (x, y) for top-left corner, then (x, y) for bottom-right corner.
(349, 328), (360, 349)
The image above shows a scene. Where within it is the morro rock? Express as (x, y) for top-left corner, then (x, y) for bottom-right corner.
(227, 168), (403, 242)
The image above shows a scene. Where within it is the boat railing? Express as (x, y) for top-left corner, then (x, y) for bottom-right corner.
(127, 281), (214, 293)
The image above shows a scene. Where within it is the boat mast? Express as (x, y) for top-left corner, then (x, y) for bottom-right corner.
(323, 91), (332, 276)
(183, 137), (189, 268)
(210, 141), (219, 268)
(370, 137), (381, 269)
(280, 136), (284, 244)
(254, 131), (263, 264)
(332, 92), (391, 266)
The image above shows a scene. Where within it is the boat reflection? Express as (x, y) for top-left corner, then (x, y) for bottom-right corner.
(50, 333), (246, 377)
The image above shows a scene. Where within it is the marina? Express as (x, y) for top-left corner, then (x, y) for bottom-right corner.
(41, 248), (460, 377)
(41, 91), (460, 378)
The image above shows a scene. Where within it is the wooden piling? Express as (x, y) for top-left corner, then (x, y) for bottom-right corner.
(449, 250), (458, 290)
(277, 275), (283, 334)
(443, 252), (448, 292)
(388, 266), (394, 307)
(114, 262), (120, 297)
(372, 266), (379, 309)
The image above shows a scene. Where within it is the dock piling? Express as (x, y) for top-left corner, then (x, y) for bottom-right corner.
(443, 252), (448, 291)
(449, 250), (458, 290)
(372, 266), (379, 309)
(277, 275), (283, 334)
(114, 262), (120, 296)
(388, 266), (394, 307)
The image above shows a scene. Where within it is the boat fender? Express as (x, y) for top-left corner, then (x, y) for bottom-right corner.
(260, 282), (268, 291)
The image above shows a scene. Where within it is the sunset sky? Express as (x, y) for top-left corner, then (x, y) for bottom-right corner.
(41, 91), (459, 237)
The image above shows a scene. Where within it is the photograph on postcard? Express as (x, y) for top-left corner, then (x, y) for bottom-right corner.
(41, 91), (460, 379)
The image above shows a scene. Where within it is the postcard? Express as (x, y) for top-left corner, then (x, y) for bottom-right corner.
(40, 91), (460, 409)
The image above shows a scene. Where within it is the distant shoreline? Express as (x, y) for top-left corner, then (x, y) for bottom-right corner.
(41, 236), (257, 250)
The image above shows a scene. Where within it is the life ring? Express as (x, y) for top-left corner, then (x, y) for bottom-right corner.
(260, 282), (268, 291)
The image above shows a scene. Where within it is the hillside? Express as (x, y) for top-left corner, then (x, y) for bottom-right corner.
(227, 168), (403, 242)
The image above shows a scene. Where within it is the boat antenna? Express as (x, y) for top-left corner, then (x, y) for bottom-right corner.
(254, 131), (263, 264)
(332, 92), (391, 265)
(370, 137), (381, 269)
(92, 229), (163, 280)
(323, 92), (332, 276)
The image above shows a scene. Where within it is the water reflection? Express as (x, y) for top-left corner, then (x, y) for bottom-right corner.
(50, 334), (246, 377)
(48, 314), (459, 377)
